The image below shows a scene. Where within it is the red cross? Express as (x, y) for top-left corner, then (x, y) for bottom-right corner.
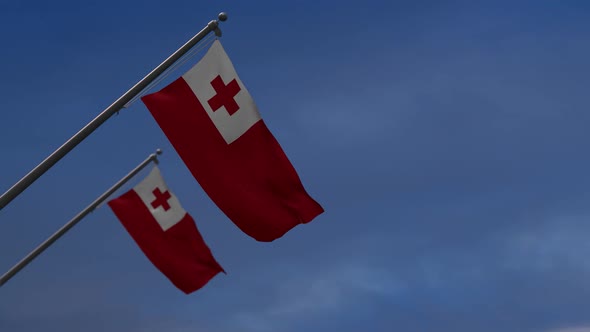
(207, 75), (241, 115)
(150, 188), (172, 211)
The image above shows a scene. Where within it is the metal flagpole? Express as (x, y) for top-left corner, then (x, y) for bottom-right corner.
(0, 149), (162, 287)
(0, 12), (228, 211)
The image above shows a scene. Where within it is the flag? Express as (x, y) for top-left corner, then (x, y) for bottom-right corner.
(107, 166), (224, 294)
(141, 40), (324, 242)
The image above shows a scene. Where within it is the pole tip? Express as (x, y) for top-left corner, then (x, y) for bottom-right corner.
(218, 12), (228, 22)
(155, 148), (163, 155)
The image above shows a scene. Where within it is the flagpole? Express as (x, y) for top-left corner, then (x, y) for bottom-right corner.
(0, 12), (228, 211)
(0, 149), (162, 288)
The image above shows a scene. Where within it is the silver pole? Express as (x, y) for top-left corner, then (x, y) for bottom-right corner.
(0, 149), (162, 287)
(0, 12), (228, 211)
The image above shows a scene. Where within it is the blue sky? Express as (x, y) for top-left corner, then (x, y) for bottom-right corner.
(1, 1), (590, 331)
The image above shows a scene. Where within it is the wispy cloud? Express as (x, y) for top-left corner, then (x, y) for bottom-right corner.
(229, 262), (402, 332)
(546, 327), (590, 332)
(501, 214), (590, 273)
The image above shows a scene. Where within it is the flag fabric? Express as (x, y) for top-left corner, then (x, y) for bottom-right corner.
(141, 40), (324, 242)
(107, 166), (224, 294)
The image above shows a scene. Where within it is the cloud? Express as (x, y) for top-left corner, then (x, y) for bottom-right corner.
(270, 264), (401, 316)
(228, 261), (402, 332)
(546, 328), (590, 332)
(503, 221), (590, 273)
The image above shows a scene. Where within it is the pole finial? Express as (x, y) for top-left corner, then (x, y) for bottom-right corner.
(150, 148), (163, 164)
(218, 12), (228, 22)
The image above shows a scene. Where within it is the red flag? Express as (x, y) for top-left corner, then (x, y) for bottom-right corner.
(141, 40), (323, 242)
(108, 166), (224, 294)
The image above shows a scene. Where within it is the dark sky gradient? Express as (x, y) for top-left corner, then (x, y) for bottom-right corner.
(1, 1), (590, 331)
